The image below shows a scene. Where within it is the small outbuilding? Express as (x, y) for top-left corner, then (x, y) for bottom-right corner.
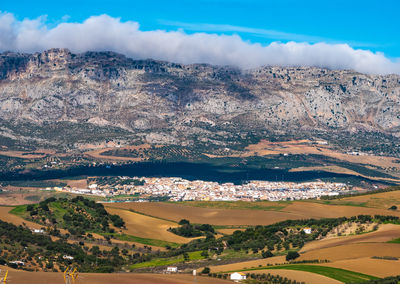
(230, 272), (246, 282)
(166, 266), (178, 273)
(303, 227), (312, 234)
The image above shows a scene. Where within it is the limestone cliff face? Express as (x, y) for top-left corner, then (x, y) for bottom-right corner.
(0, 48), (399, 149)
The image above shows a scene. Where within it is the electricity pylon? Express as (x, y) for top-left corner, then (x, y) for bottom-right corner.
(63, 266), (78, 284)
(0, 270), (8, 284)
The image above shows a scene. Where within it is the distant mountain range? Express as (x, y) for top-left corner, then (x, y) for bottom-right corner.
(0, 48), (399, 158)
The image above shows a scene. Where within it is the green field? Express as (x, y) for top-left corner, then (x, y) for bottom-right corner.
(129, 251), (204, 269)
(388, 237), (400, 243)
(236, 265), (378, 283)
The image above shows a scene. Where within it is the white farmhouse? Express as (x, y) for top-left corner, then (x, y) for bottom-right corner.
(166, 266), (178, 273)
(230, 272), (246, 282)
(303, 227), (312, 234)
(63, 255), (74, 260)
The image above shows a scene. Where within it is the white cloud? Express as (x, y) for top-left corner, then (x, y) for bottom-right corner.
(0, 12), (399, 75)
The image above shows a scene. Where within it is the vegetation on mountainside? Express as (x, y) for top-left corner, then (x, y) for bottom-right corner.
(0, 219), (127, 273)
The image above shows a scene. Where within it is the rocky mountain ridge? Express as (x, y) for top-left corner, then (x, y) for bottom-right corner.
(0, 48), (400, 154)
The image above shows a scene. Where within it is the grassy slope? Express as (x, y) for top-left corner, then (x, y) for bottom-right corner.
(130, 251), (204, 269)
(387, 238), (400, 243)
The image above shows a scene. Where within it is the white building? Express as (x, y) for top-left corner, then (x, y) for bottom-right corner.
(230, 272), (246, 282)
(63, 255), (74, 260)
(166, 266), (178, 273)
(303, 227), (312, 234)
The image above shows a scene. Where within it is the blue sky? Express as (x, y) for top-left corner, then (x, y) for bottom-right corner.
(2, 0), (399, 57)
(1, 0), (399, 74)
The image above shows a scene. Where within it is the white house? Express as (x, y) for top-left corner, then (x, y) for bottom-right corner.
(32, 229), (45, 234)
(303, 227), (312, 234)
(230, 272), (246, 282)
(166, 266), (178, 273)
(63, 255), (74, 260)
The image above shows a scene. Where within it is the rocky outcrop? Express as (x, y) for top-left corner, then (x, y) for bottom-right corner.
(0, 48), (399, 151)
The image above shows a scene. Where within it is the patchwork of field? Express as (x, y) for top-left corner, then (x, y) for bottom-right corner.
(84, 144), (152, 161)
(0, 268), (229, 284)
(109, 200), (400, 226)
(243, 140), (400, 171)
(289, 165), (400, 183)
(105, 207), (196, 244)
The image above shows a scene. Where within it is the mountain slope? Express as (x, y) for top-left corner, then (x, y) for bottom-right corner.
(0, 48), (399, 158)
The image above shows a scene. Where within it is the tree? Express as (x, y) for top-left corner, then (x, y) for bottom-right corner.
(262, 250), (274, 258)
(201, 267), (210, 274)
(286, 251), (300, 261)
(388, 205), (397, 211)
(183, 252), (189, 262)
(178, 219), (190, 225)
(201, 250), (209, 258)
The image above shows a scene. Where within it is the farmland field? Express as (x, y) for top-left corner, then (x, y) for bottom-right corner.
(322, 257), (400, 277)
(105, 207), (197, 244)
(300, 223), (400, 252)
(242, 268), (341, 284)
(109, 200), (400, 226)
(316, 190), (400, 209)
(242, 265), (378, 283)
(299, 243), (400, 262)
(0, 206), (43, 229)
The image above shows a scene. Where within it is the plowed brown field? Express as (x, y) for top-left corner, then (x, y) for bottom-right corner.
(107, 201), (400, 226)
(0, 206), (42, 229)
(301, 224), (400, 253)
(299, 243), (400, 262)
(322, 257), (400, 277)
(105, 207), (197, 243)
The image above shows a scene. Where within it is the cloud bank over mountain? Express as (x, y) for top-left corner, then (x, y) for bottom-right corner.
(0, 13), (399, 75)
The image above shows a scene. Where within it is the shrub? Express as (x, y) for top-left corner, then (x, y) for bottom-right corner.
(286, 251), (300, 261)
